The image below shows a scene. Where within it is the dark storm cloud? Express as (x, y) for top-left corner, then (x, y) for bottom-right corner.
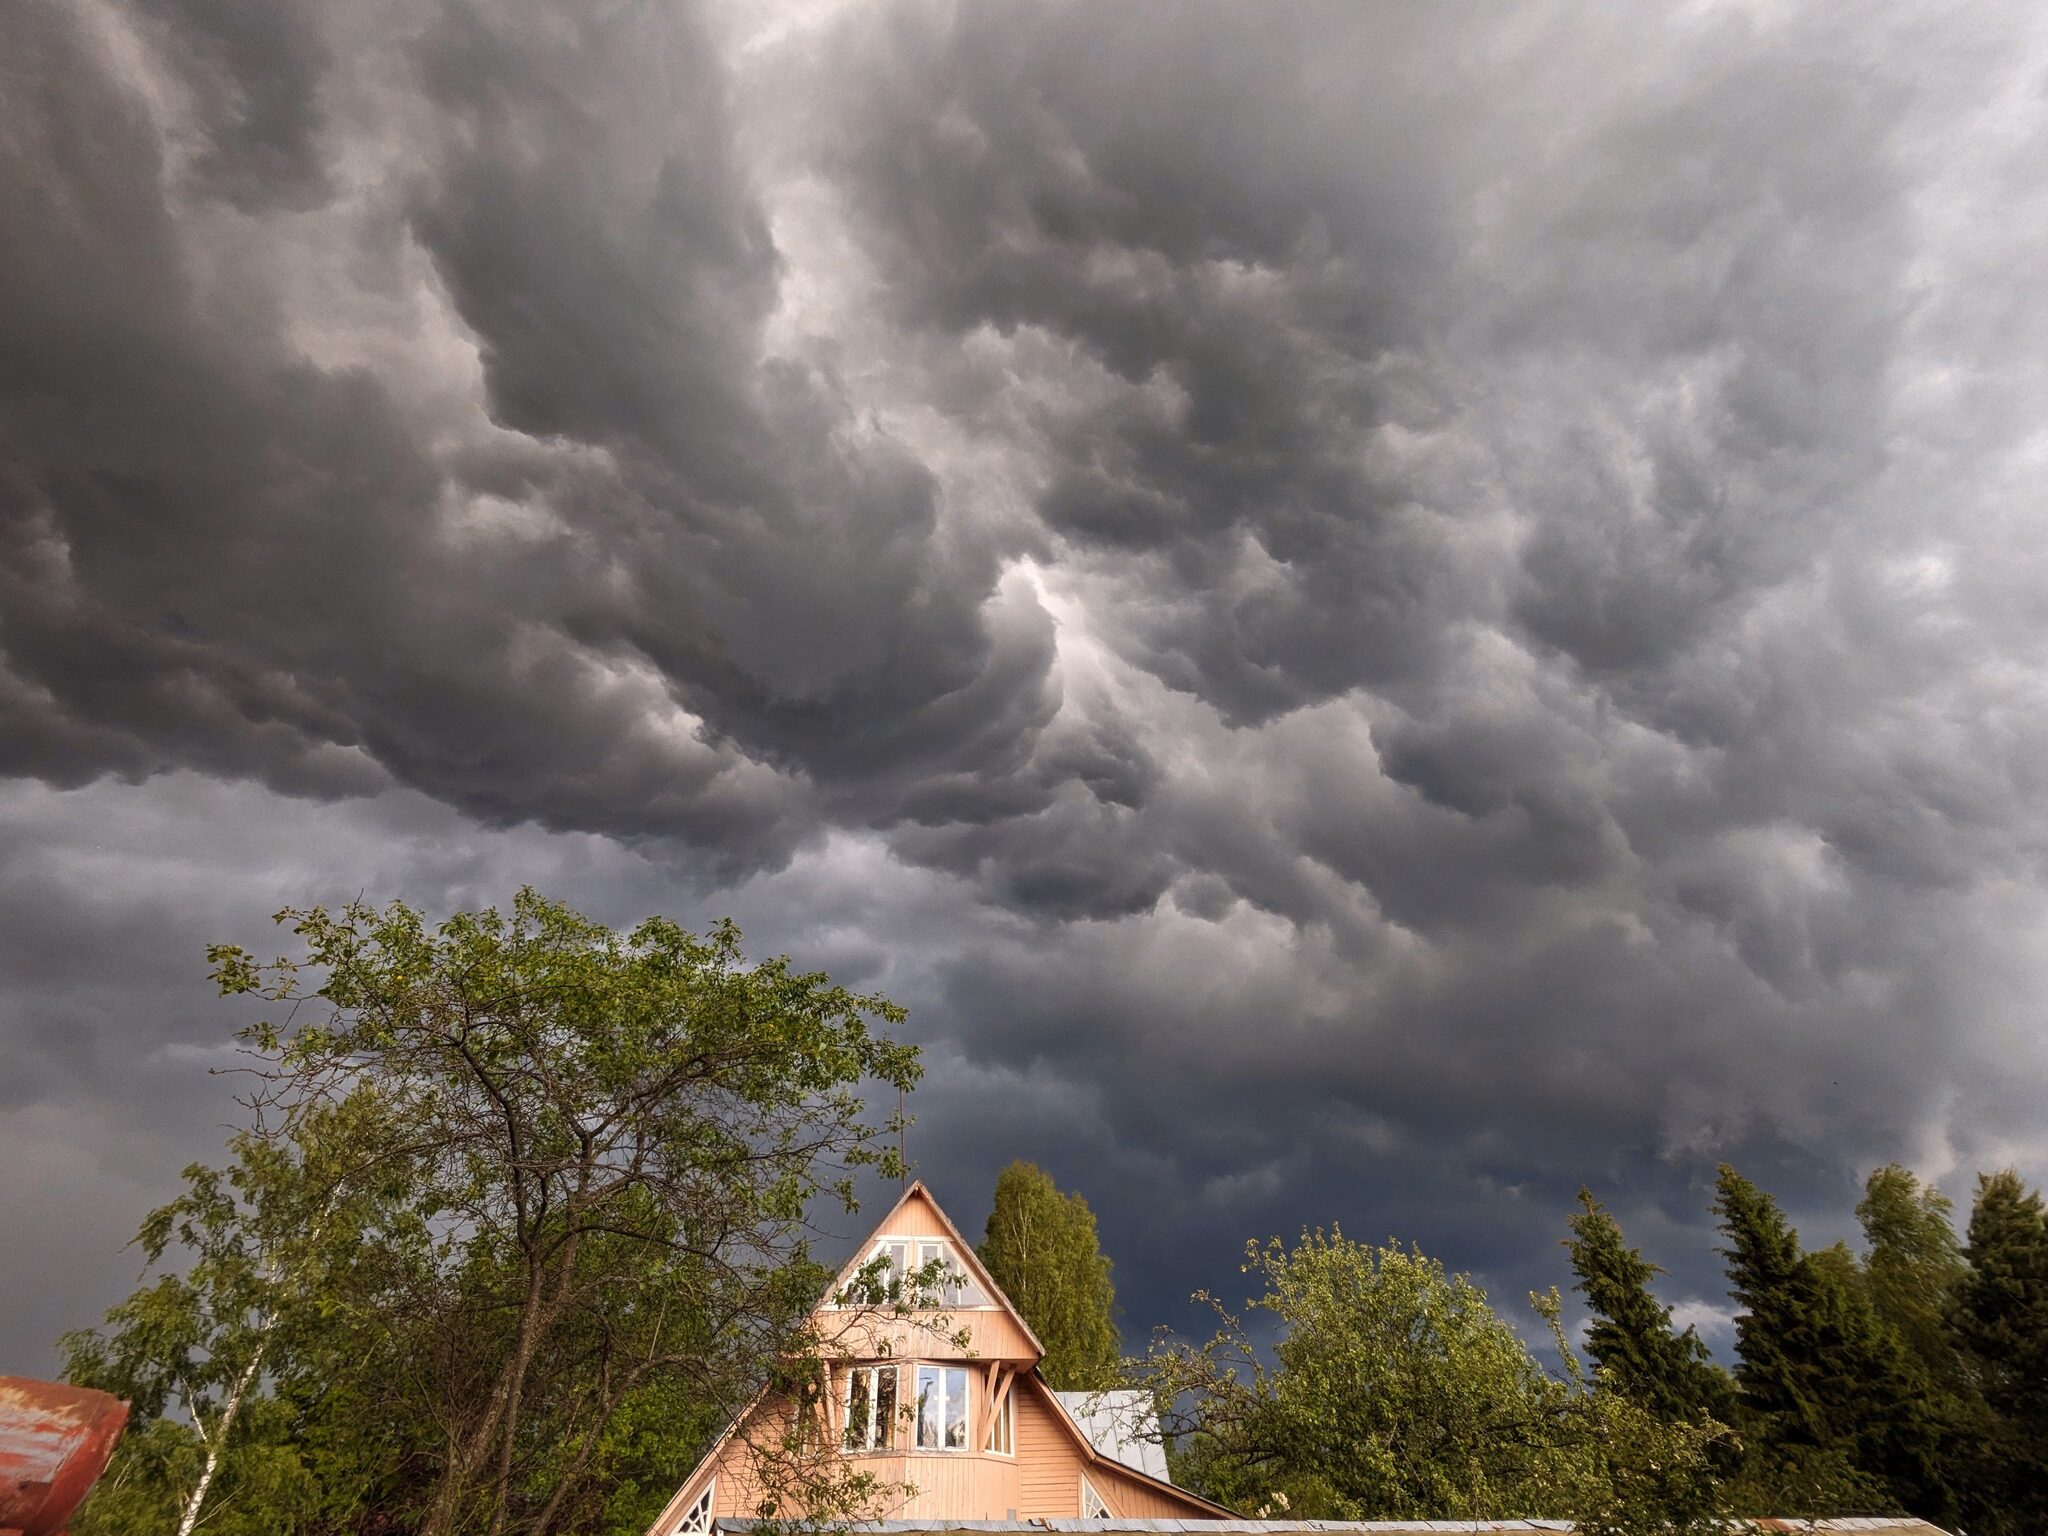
(0, 0), (1062, 861)
(5, 0), (2048, 1370)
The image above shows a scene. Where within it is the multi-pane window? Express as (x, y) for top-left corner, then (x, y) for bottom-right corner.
(1081, 1475), (1112, 1519)
(842, 1365), (897, 1452)
(913, 1365), (969, 1451)
(917, 1241), (986, 1307)
(843, 1239), (989, 1308)
(985, 1388), (1013, 1456)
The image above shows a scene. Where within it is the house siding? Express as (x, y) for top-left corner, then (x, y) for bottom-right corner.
(1012, 1376), (1079, 1517)
(648, 1184), (1223, 1536)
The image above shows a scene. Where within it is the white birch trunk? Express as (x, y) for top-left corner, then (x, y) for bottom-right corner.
(174, 1327), (267, 1536)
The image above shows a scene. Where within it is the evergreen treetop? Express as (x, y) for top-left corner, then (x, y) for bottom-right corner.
(1714, 1165), (1946, 1519)
(1950, 1170), (2048, 1531)
(1565, 1189), (1734, 1426)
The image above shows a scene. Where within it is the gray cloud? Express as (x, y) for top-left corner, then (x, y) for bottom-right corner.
(5, 0), (2048, 1373)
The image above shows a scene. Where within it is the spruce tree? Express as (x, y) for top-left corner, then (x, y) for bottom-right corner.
(1565, 1189), (1735, 1426)
(1713, 1165), (1945, 1517)
(1951, 1171), (2048, 1531)
(979, 1160), (1122, 1389)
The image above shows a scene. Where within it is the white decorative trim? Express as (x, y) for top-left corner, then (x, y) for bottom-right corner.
(1080, 1474), (1112, 1519)
(674, 1479), (715, 1536)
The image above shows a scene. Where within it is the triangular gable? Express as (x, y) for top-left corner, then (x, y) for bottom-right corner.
(822, 1180), (1046, 1359)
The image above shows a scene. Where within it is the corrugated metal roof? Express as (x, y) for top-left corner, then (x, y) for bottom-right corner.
(1050, 1389), (1171, 1482)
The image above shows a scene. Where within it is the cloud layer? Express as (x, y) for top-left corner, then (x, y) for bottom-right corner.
(5, 0), (2048, 1366)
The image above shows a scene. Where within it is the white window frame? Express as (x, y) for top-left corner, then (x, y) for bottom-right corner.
(985, 1387), (1014, 1456)
(841, 1364), (898, 1453)
(836, 1237), (991, 1309)
(913, 1364), (971, 1452)
(1081, 1474), (1112, 1519)
(675, 1479), (715, 1536)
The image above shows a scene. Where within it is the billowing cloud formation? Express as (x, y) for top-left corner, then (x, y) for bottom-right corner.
(5, 0), (2048, 1366)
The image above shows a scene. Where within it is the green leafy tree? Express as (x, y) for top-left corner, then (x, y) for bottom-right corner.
(1565, 1189), (1735, 1427)
(1856, 1165), (1966, 1390)
(1144, 1228), (1729, 1531)
(977, 1161), (1121, 1390)
(1951, 1170), (2048, 1534)
(67, 891), (921, 1536)
(1713, 1165), (1945, 1517)
(62, 1092), (408, 1536)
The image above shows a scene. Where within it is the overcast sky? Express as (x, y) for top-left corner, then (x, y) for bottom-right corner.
(6, 0), (2048, 1374)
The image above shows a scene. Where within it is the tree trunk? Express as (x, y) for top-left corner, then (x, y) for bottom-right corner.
(176, 1341), (265, 1536)
(420, 1268), (548, 1536)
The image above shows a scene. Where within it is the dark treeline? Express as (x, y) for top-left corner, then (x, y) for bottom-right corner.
(1576, 1164), (2047, 1532)
(1138, 1162), (2048, 1534)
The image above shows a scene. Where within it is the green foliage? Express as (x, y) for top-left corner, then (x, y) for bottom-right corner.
(1145, 1228), (1730, 1533)
(62, 1091), (410, 1536)
(1856, 1165), (1966, 1389)
(977, 1161), (1121, 1390)
(1565, 1190), (1736, 1428)
(1713, 1165), (1945, 1518)
(64, 890), (919, 1536)
(1949, 1170), (2048, 1534)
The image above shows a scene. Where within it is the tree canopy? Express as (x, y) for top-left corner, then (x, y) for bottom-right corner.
(1565, 1189), (1735, 1429)
(977, 1160), (1122, 1390)
(1951, 1169), (2048, 1533)
(1713, 1165), (1945, 1518)
(65, 891), (919, 1536)
(1144, 1228), (1728, 1532)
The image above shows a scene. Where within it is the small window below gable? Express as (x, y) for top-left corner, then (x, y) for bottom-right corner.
(674, 1480), (715, 1536)
(1080, 1474), (1112, 1519)
(913, 1364), (971, 1451)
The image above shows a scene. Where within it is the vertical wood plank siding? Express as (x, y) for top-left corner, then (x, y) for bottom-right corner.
(1011, 1375), (1077, 1516)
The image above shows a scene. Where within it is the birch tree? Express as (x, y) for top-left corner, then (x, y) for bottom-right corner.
(62, 1094), (396, 1535)
(977, 1161), (1121, 1390)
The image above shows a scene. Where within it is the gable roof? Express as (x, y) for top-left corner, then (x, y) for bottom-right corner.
(824, 1180), (1046, 1358)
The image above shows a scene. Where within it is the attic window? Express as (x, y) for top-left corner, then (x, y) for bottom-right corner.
(1080, 1475), (1112, 1519)
(853, 1238), (989, 1308)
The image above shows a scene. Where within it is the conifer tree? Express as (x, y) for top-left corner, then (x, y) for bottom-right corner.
(1713, 1166), (1945, 1517)
(979, 1161), (1122, 1390)
(1951, 1171), (2048, 1531)
(1565, 1189), (1734, 1426)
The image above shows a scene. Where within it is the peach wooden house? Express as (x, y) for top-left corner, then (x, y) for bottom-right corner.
(646, 1182), (1229, 1536)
